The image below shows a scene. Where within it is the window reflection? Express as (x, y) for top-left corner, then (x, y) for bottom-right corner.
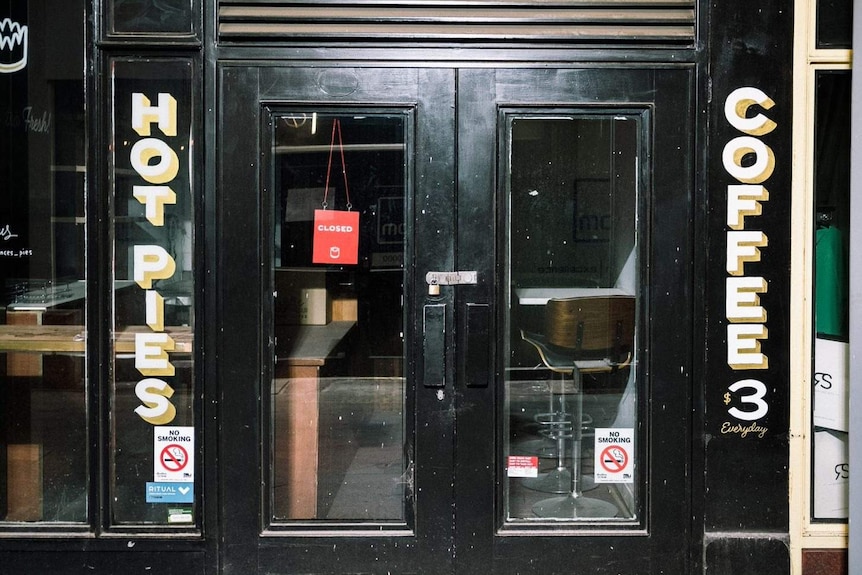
(108, 0), (194, 36)
(811, 71), (850, 521)
(816, 0), (853, 49)
(0, 1), (87, 523)
(504, 115), (640, 523)
(270, 113), (407, 522)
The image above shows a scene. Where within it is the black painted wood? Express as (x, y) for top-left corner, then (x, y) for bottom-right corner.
(701, 1), (793, 573)
(215, 63), (696, 575)
(703, 0), (793, 536)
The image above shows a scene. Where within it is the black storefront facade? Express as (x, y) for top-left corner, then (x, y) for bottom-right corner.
(0, 1), (855, 574)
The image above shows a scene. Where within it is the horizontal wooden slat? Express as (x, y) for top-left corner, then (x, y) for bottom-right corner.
(219, 0), (695, 44)
(223, 0), (693, 6)
(220, 6), (694, 23)
(220, 23), (693, 40)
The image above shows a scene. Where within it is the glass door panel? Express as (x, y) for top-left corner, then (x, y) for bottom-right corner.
(503, 113), (641, 523)
(268, 111), (408, 522)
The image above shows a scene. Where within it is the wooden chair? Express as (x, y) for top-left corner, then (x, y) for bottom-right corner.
(520, 295), (634, 376)
(519, 295), (635, 518)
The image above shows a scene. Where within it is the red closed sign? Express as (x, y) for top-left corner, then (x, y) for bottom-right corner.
(312, 209), (360, 265)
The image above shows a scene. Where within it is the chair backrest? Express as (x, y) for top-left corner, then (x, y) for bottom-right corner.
(544, 296), (635, 357)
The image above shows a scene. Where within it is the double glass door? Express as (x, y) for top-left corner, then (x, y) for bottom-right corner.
(217, 65), (694, 575)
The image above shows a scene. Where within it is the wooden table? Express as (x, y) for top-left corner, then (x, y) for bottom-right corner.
(272, 321), (356, 519)
(0, 325), (193, 354)
(0, 323), (192, 520)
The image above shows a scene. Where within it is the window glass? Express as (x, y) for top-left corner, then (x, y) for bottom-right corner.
(811, 70), (850, 521)
(0, 1), (88, 523)
(269, 112), (407, 522)
(503, 114), (641, 524)
(110, 59), (197, 527)
(107, 0), (194, 36)
(816, 0), (853, 49)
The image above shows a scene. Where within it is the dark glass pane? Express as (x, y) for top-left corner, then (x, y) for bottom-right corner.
(816, 0), (853, 49)
(811, 71), (850, 521)
(108, 0), (194, 36)
(1, 1), (88, 523)
(110, 59), (197, 527)
(504, 114), (641, 524)
(270, 112), (407, 522)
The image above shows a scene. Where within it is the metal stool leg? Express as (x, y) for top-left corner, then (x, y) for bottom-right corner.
(532, 364), (618, 519)
(522, 375), (572, 493)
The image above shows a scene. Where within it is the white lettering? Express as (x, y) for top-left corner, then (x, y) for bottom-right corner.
(722, 87), (776, 422)
(134, 378), (177, 425)
(724, 87), (777, 136)
(135, 332), (176, 376)
(130, 138), (180, 184)
(727, 324), (768, 369)
(133, 185), (177, 227)
(132, 93), (177, 137)
(133, 245), (176, 289)
(726, 230), (767, 276)
(318, 224), (354, 233)
(722, 136), (775, 184)
(129, 92), (181, 425)
(146, 290), (165, 332)
(726, 276), (767, 323)
(726, 184), (769, 230)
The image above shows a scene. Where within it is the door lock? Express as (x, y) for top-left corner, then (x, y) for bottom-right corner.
(425, 271), (478, 295)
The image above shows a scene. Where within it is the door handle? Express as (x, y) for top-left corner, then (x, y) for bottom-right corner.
(425, 270), (478, 295)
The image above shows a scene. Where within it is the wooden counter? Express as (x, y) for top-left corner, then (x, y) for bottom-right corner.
(272, 321), (356, 520)
(0, 325), (193, 354)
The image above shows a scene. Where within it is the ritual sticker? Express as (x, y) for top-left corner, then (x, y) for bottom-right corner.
(146, 482), (194, 503)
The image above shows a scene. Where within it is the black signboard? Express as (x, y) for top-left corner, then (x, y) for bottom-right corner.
(704, 1), (793, 573)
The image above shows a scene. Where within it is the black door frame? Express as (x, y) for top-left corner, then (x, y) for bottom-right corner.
(215, 63), (697, 575)
(453, 67), (695, 574)
(216, 66), (459, 574)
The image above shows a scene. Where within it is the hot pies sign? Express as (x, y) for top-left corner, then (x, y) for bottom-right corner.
(128, 92), (182, 425)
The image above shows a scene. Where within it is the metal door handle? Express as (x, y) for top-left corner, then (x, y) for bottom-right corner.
(425, 270), (478, 295)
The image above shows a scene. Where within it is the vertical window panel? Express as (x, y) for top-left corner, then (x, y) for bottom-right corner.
(503, 113), (641, 525)
(268, 111), (408, 523)
(109, 58), (197, 527)
(811, 70), (851, 522)
(816, 0), (853, 49)
(107, 0), (196, 37)
(0, 1), (88, 524)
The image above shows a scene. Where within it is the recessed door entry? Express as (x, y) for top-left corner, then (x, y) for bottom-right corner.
(217, 66), (694, 575)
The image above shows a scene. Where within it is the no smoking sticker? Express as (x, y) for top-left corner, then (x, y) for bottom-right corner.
(154, 426), (194, 482)
(594, 428), (634, 484)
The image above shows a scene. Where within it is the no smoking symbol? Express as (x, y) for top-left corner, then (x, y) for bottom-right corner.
(599, 444), (628, 474)
(160, 444), (189, 472)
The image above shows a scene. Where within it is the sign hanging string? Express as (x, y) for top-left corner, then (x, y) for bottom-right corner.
(322, 118), (352, 210)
